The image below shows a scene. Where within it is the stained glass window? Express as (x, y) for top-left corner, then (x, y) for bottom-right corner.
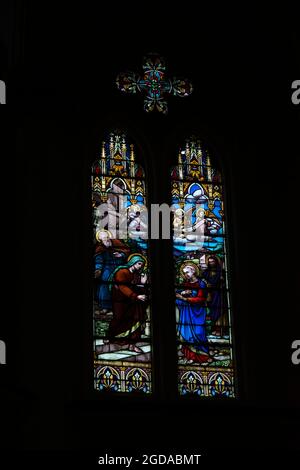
(116, 53), (193, 114)
(171, 138), (236, 397)
(92, 131), (152, 393)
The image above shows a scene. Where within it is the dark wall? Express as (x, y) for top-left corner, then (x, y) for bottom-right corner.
(1, 3), (299, 457)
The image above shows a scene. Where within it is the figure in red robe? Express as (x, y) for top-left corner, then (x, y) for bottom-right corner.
(108, 255), (148, 353)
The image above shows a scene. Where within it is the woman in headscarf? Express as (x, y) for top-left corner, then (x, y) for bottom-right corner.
(107, 254), (148, 353)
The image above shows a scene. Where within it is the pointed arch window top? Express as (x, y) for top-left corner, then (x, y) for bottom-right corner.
(171, 138), (221, 184)
(116, 53), (193, 114)
(92, 131), (145, 179)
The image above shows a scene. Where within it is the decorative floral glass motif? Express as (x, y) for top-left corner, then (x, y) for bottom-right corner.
(116, 53), (193, 114)
(171, 138), (236, 397)
(92, 131), (152, 393)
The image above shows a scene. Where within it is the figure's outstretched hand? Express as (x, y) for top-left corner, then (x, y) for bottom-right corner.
(137, 294), (147, 302)
(140, 272), (147, 284)
(113, 251), (123, 258)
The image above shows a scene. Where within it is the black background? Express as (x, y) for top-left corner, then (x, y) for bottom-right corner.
(0, 2), (299, 461)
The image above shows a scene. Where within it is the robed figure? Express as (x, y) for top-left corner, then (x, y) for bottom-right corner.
(202, 255), (227, 336)
(94, 229), (130, 313)
(176, 262), (213, 364)
(108, 254), (148, 353)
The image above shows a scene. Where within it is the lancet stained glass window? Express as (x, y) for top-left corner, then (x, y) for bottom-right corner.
(171, 138), (236, 397)
(92, 131), (152, 393)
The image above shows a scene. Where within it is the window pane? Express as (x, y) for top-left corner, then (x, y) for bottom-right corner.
(172, 138), (237, 398)
(92, 131), (152, 394)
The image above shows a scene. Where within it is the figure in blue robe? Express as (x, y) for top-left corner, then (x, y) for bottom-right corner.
(176, 276), (211, 363)
(94, 238), (130, 312)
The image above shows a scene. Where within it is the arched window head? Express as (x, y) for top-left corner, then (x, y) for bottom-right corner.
(92, 131), (152, 394)
(172, 137), (236, 398)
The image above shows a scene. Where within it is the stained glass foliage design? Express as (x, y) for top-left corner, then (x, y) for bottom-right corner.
(92, 131), (152, 393)
(116, 53), (193, 115)
(171, 138), (236, 398)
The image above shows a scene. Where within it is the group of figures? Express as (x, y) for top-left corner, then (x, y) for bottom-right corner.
(176, 255), (228, 366)
(94, 228), (149, 355)
(93, 225), (229, 366)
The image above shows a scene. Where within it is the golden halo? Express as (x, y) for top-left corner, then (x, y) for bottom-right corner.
(127, 253), (148, 269)
(174, 208), (184, 216)
(128, 204), (141, 213)
(196, 207), (205, 216)
(179, 260), (200, 278)
(95, 229), (112, 242)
